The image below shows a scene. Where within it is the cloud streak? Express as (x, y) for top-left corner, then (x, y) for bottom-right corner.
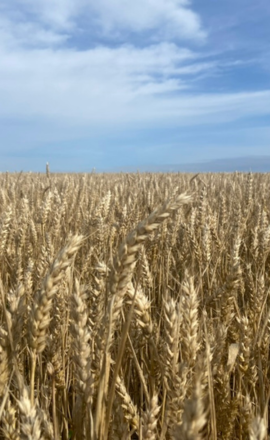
(0, 40), (270, 129)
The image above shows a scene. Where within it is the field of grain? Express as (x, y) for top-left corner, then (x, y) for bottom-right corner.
(0, 170), (269, 439)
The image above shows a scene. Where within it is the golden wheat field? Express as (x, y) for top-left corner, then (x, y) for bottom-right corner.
(0, 170), (270, 440)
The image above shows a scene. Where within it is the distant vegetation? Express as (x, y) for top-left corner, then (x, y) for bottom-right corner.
(114, 156), (270, 173)
(0, 170), (269, 439)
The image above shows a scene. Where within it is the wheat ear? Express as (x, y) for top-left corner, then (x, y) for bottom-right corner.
(28, 234), (83, 404)
(142, 394), (160, 440)
(109, 192), (192, 342)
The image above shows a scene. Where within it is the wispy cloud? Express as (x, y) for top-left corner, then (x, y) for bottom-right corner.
(1, 0), (206, 43)
(1, 40), (269, 128)
(0, 43), (194, 119)
(0, 16), (69, 48)
(90, 0), (206, 41)
(4, 0), (85, 31)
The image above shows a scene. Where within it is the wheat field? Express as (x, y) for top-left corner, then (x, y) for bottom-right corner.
(0, 170), (269, 439)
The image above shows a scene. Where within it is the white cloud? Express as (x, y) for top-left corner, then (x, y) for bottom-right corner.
(146, 90), (270, 124)
(1, 0), (205, 43)
(0, 43), (194, 98)
(0, 0), (269, 140)
(14, 0), (86, 30)
(91, 0), (205, 40)
(0, 16), (69, 48)
(0, 42), (270, 129)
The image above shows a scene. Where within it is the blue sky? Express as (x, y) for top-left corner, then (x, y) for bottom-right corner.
(0, 0), (270, 171)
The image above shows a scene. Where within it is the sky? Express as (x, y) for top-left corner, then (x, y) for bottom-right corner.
(0, 0), (270, 171)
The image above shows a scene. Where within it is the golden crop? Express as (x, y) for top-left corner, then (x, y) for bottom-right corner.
(0, 170), (269, 439)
